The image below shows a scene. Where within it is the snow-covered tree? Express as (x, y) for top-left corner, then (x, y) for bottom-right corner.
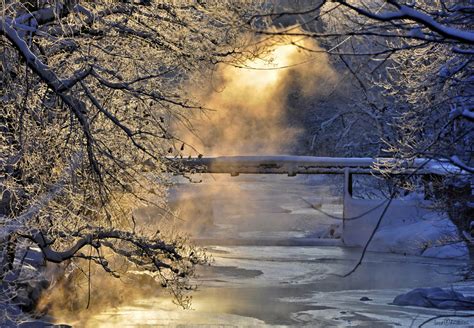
(252, 0), (473, 160)
(1, 0), (262, 323)
(251, 0), (473, 264)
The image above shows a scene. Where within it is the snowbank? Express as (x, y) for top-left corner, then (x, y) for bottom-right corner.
(422, 242), (468, 259)
(367, 213), (469, 259)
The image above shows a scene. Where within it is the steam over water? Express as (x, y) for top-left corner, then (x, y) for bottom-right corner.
(59, 175), (468, 327)
(44, 35), (471, 327)
(177, 32), (338, 156)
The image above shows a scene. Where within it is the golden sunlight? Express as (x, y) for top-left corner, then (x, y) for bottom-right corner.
(178, 34), (338, 156)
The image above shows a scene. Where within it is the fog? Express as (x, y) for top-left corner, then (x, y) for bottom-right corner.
(177, 29), (338, 156)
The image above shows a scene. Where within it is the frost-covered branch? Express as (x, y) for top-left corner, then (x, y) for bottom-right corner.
(450, 156), (474, 174)
(335, 0), (474, 44)
(1, 0), (262, 319)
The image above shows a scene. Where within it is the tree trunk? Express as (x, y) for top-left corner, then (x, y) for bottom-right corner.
(0, 233), (17, 281)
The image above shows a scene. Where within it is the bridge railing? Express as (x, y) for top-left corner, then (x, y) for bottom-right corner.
(167, 155), (464, 176)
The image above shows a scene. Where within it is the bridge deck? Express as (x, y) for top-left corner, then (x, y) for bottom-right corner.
(168, 155), (463, 176)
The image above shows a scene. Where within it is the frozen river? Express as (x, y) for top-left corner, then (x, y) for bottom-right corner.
(66, 175), (474, 327)
(80, 245), (471, 327)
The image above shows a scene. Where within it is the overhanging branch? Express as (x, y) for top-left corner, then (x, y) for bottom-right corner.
(335, 0), (474, 44)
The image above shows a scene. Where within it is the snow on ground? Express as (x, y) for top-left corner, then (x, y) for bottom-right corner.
(369, 212), (469, 259)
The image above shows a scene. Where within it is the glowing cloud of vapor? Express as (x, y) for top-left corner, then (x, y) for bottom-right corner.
(179, 31), (338, 156)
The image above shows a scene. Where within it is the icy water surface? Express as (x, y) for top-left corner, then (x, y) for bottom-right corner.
(80, 245), (472, 327)
(69, 175), (474, 327)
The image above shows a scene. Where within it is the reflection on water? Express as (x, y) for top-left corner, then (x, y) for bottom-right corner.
(76, 246), (467, 327)
(81, 297), (267, 327)
(60, 175), (471, 327)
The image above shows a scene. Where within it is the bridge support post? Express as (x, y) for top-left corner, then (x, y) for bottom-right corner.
(342, 168), (352, 244)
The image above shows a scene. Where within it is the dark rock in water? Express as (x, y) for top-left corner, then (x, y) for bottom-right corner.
(393, 287), (474, 310)
(359, 296), (372, 301)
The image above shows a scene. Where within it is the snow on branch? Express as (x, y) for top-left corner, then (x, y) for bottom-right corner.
(4, 153), (82, 235)
(0, 18), (91, 92)
(462, 109), (474, 121)
(335, 0), (474, 45)
(27, 229), (178, 266)
(450, 156), (474, 174)
(14, 1), (77, 26)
